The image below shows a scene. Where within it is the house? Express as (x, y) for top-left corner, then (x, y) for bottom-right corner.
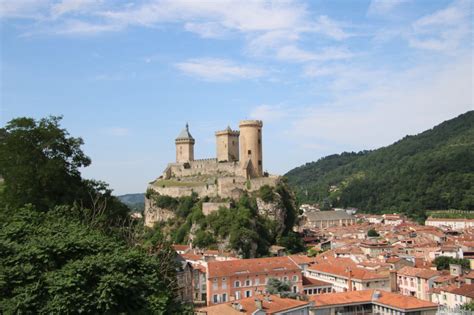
(176, 254), (194, 303)
(303, 211), (356, 229)
(425, 218), (474, 231)
(309, 289), (438, 315)
(206, 256), (303, 305)
(192, 263), (208, 306)
(383, 214), (404, 226)
(305, 259), (391, 293)
(360, 240), (393, 258)
(396, 266), (439, 301)
(196, 294), (312, 315)
(431, 284), (474, 310)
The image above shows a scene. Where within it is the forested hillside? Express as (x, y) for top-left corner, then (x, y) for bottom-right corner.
(285, 111), (474, 220)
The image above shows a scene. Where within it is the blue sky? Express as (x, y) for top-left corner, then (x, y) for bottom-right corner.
(1, 0), (473, 195)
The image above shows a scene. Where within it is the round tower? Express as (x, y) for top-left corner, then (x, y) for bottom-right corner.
(215, 126), (240, 162)
(175, 123), (195, 163)
(239, 120), (263, 177)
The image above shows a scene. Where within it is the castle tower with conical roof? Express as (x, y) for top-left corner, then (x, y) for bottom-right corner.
(175, 123), (195, 163)
(215, 126), (240, 162)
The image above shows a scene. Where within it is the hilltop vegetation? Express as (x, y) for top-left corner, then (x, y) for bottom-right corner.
(0, 116), (188, 314)
(286, 111), (474, 221)
(146, 183), (303, 258)
(118, 193), (145, 212)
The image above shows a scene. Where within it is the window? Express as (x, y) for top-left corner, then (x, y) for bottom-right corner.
(213, 294), (219, 304)
(245, 290), (252, 298)
(245, 279), (251, 287)
(222, 293), (227, 302)
(292, 285), (297, 293)
(292, 275), (298, 282)
(248, 150), (251, 155)
(258, 160), (262, 166)
(235, 291), (241, 300)
(283, 276), (289, 282)
(234, 280), (240, 288)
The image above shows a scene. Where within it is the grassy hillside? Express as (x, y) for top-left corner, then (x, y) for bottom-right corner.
(285, 111), (474, 220)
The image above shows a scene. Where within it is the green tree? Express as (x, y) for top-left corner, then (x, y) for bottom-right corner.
(0, 205), (182, 314)
(367, 229), (380, 237)
(0, 116), (91, 210)
(266, 278), (290, 294)
(433, 256), (470, 270)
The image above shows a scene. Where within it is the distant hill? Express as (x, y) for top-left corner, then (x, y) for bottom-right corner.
(117, 193), (145, 212)
(285, 111), (474, 221)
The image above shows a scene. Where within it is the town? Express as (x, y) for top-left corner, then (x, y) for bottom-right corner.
(175, 210), (474, 314)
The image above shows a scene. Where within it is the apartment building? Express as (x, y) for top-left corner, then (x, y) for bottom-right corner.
(206, 256), (303, 305)
(396, 266), (439, 301)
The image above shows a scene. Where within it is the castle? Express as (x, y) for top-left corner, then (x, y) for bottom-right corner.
(147, 120), (279, 200)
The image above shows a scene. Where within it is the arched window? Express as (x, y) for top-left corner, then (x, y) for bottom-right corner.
(234, 280), (240, 288)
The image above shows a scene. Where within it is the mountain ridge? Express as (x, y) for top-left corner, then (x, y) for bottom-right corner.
(285, 111), (474, 220)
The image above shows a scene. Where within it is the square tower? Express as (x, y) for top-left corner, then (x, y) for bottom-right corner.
(215, 126), (240, 162)
(175, 123), (195, 163)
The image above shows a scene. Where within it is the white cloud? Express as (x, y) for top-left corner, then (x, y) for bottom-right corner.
(51, 0), (102, 18)
(256, 54), (472, 151)
(367, 0), (408, 16)
(314, 15), (349, 40)
(0, 0), (50, 19)
(408, 0), (471, 52)
(55, 19), (122, 35)
(276, 45), (354, 63)
(184, 22), (228, 38)
(175, 58), (265, 81)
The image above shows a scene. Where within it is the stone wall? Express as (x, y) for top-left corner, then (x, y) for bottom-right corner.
(151, 183), (219, 198)
(163, 160), (245, 179)
(202, 202), (231, 215)
(144, 197), (176, 227)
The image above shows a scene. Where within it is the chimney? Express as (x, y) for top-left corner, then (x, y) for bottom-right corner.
(255, 299), (263, 310)
(346, 268), (353, 292)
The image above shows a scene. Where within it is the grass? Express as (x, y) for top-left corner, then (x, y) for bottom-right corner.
(154, 179), (204, 188)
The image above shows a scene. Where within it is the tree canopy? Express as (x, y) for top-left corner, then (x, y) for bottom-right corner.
(0, 116), (187, 314)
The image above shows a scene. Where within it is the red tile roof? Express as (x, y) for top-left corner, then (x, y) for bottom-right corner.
(397, 266), (439, 279)
(302, 276), (332, 287)
(310, 290), (437, 311)
(308, 261), (389, 281)
(198, 294), (311, 315)
(207, 256), (300, 278)
(446, 284), (474, 299)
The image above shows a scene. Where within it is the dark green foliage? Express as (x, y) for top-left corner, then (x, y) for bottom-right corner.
(154, 195), (179, 210)
(276, 231), (305, 254)
(0, 206), (180, 314)
(462, 301), (474, 311)
(193, 230), (217, 249)
(367, 229), (380, 237)
(433, 256), (470, 270)
(266, 278), (290, 294)
(0, 116), (91, 210)
(286, 111), (474, 218)
(258, 185), (274, 202)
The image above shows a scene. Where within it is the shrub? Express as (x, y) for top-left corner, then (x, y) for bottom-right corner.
(258, 185), (274, 203)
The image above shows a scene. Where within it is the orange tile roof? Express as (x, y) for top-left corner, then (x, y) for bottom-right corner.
(397, 266), (439, 279)
(302, 276), (332, 287)
(308, 261), (389, 281)
(207, 256), (300, 278)
(310, 290), (437, 311)
(198, 294), (311, 315)
(172, 244), (190, 251)
(445, 284), (474, 299)
(288, 254), (315, 265)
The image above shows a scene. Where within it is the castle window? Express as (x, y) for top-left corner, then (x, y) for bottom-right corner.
(248, 150), (252, 155)
(258, 160), (262, 166)
(258, 139), (261, 144)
